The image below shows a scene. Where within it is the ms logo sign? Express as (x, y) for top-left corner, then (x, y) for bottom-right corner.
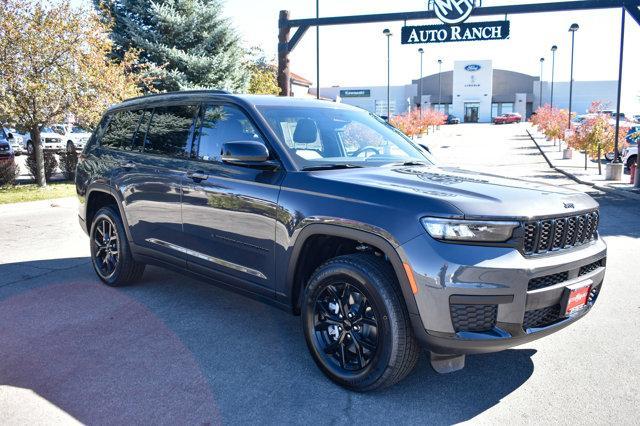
(429, 0), (478, 25)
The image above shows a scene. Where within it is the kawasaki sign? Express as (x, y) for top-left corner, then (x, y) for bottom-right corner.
(401, 1), (510, 44)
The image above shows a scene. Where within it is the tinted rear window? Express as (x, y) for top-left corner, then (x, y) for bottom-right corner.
(144, 105), (198, 157)
(101, 110), (143, 150)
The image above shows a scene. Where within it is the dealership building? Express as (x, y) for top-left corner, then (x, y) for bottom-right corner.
(312, 60), (623, 122)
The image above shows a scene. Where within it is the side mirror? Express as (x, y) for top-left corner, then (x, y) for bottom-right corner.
(221, 141), (271, 164)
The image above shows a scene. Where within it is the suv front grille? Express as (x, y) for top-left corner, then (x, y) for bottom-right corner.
(528, 271), (569, 291)
(579, 259), (605, 276)
(523, 210), (599, 255)
(523, 304), (562, 329)
(450, 304), (497, 332)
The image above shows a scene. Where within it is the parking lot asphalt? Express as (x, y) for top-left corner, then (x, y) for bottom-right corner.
(1, 124), (639, 425)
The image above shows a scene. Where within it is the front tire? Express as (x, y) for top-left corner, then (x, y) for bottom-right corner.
(90, 206), (145, 287)
(302, 254), (420, 391)
(67, 141), (75, 152)
(627, 155), (637, 170)
(27, 142), (34, 155)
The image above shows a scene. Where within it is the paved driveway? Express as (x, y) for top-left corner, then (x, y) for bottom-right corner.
(1, 124), (639, 424)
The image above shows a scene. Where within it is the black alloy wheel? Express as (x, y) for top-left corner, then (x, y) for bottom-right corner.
(312, 281), (379, 372)
(302, 254), (420, 391)
(90, 206), (145, 286)
(92, 216), (120, 280)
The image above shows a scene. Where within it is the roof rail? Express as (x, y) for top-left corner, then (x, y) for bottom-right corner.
(121, 89), (231, 103)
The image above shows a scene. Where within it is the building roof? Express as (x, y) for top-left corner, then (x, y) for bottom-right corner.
(290, 72), (313, 87)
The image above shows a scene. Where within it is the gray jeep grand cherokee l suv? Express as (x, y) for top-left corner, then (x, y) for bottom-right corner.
(76, 91), (607, 391)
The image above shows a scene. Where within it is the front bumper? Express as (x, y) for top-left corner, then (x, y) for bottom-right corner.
(401, 234), (607, 354)
(44, 144), (65, 151)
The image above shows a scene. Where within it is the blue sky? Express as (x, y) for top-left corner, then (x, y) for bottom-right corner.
(73, 0), (640, 111)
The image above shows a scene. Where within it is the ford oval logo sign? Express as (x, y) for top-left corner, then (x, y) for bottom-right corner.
(430, 0), (476, 25)
(465, 64), (481, 72)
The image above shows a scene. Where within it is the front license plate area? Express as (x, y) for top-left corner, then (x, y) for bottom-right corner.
(561, 282), (591, 316)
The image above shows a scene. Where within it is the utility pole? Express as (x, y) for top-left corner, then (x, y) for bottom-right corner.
(550, 45), (557, 109)
(437, 59), (443, 108)
(316, 0), (320, 99)
(539, 57), (545, 108)
(418, 48), (424, 118)
(568, 23), (579, 155)
(383, 29), (392, 121)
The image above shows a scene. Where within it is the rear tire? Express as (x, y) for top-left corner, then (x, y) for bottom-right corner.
(302, 253), (420, 391)
(27, 142), (34, 155)
(90, 206), (145, 287)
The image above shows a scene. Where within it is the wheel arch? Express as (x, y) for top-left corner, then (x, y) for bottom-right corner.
(86, 186), (133, 243)
(286, 224), (419, 317)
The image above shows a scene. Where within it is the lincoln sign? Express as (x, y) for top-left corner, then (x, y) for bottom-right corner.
(401, 20), (510, 44)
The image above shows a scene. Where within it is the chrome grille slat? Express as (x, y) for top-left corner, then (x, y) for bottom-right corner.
(522, 210), (599, 255)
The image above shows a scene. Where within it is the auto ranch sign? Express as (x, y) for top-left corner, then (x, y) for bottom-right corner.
(401, 0), (510, 44)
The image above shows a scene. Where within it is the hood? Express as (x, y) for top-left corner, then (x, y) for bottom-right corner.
(69, 132), (91, 140)
(314, 164), (598, 220)
(40, 132), (61, 138)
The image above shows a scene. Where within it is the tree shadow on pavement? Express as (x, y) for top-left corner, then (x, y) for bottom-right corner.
(0, 258), (536, 425)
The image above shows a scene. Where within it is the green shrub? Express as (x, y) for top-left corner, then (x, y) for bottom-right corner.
(0, 160), (19, 187)
(59, 151), (78, 181)
(26, 151), (58, 182)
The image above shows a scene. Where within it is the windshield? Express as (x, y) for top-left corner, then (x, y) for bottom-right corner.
(71, 126), (89, 133)
(41, 126), (62, 134)
(258, 105), (433, 169)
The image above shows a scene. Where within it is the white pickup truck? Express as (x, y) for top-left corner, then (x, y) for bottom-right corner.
(25, 126), (65, 154)
(51, 124), (92, 152)
(623, 145), (638, 170)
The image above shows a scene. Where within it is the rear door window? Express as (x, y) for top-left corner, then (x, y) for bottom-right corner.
(144, 105), (198, 157)
(100, 110), (143, 150)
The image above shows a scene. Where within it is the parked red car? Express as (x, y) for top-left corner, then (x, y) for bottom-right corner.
(494, 113), (522, 124)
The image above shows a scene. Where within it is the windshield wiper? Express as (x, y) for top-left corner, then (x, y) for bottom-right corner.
(394, 161), (429, 166)
(301, 163), (364, 171)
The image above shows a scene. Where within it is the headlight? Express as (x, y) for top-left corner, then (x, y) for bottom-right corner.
(421, 217), (519, 242)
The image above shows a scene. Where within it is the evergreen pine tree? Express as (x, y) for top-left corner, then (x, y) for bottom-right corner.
(95, 0), (248, 92)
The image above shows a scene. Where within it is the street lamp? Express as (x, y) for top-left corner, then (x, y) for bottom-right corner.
(568, 23), (579, 157)
(418, 48), (424, 118)
(437, 59), (443, 110)
(539, 57), (545, 108)
(383, 28), (392, 120)
(550, 45), (557, 109)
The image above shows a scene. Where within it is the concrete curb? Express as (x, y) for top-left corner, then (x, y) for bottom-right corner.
(526, 129), (640, 201)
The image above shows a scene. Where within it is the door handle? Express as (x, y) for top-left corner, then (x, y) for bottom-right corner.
(187, 171), (209, 181)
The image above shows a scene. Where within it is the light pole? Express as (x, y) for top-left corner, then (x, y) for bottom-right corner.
(383, 29), (392, 120)
(418, 48), (424, 118)
(316, 0), (320, 99)
(437, 59), (443, 110)
(539, 57), (545, 108)
(568, 23), (579, 145)
(550, 45), (557, 109)
(567, 24), (579, 156)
